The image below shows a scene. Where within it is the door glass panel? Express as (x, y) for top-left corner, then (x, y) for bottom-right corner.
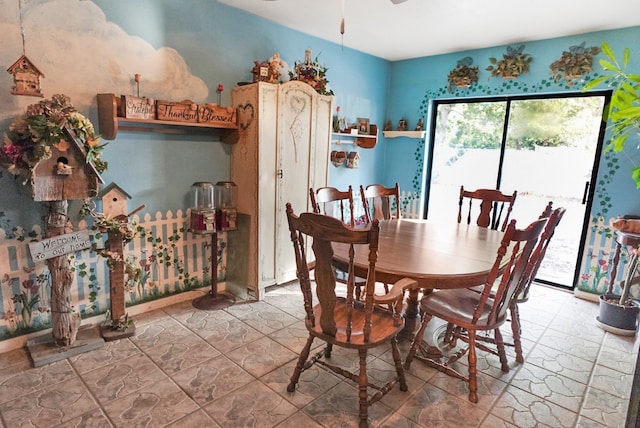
(426, 94), (606, 288)
(427, 101), (507, 224)
(501, 97), (605, 285)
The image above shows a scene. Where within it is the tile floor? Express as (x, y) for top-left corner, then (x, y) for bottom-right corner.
(0, 282), (637, 427)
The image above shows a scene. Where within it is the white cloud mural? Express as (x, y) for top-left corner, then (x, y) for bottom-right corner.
(0, 0), (208, 118)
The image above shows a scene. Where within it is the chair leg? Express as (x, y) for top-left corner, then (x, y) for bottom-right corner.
(287, 335), (315, 392)
(443, 322), (456, 345)
(358, 349), (369, 428)
(405, 312), (433, 369)
(510, 303), (524, 363)
(467, 330), (478, 403)
(493, 327), (509, 372)
(390, 337), (408, 391)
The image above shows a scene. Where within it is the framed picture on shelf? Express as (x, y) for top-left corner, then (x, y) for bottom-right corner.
(357, 117), (370, 135)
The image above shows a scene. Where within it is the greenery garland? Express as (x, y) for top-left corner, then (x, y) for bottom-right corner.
(0, 94), (107, 185)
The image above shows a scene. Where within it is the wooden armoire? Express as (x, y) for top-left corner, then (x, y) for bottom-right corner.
(227, 81), (332, 299)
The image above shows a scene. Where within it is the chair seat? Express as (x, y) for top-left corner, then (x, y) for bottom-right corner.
(309, 298), (405, 348)
(420, 288), (498, 331)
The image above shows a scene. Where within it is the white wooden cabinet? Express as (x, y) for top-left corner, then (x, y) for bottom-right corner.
(227, 81), (332, 299)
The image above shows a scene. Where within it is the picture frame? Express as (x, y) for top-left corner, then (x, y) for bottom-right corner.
(357, 117), (370, 135)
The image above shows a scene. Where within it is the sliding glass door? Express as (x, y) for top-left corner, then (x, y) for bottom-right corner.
(424, 92), (609, 288)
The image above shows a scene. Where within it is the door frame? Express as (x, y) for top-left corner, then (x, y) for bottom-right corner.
(422, 90), (611, 289)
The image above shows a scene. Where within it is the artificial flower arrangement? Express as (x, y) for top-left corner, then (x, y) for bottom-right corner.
(288, 49), (334, 96)
(0, 94), (107, 186)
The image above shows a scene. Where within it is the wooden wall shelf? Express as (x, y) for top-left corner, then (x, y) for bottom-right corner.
(96, 93), (239, 144)
(383, 130), (426, 139)
(332, 124), (378, 148)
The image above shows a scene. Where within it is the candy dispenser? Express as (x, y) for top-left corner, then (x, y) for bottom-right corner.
(215, 181), (237, 231)
(189, 182), (216, 233)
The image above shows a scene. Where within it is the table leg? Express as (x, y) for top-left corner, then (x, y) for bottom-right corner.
(400, 287), (420, 339)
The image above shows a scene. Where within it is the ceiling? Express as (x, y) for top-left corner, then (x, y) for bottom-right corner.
(218, 0), (640, 61)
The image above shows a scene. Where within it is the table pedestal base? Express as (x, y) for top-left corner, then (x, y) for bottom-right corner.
(192, 291), (235, 310)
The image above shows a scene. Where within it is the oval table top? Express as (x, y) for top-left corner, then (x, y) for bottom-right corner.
(332, 219), (506, 290)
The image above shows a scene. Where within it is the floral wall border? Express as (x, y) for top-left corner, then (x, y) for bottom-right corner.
(412, 73), (624, 296)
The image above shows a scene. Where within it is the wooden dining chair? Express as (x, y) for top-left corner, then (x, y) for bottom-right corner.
(404, 216), (546, 403)
(458, 185), (517, 231)
(309, 186), (355, 227)
(309, 186), (365, 294)
(448, 202), (567, 369)
(360, 182), (402, 223)
(285, 203), (416, 427)
(508, 204), (566, 360)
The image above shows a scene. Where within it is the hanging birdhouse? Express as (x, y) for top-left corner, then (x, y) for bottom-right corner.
(346, 151), (360, 169)
(98, 182), (132, 218)
(7, 55), (44, 97)
(31, 127), (104, 201)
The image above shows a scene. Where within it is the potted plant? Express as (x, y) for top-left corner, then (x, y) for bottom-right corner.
(549, 42), (601, 86)
(583, 43), (640, 332)
(599, 216), (640, 332)
(448, 57), (479, 92)
(486, 45), (533, 79)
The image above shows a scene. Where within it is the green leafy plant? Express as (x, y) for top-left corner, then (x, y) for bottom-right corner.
(102, 310), (132, 331)
(583, 42), (640, 188)
(0, 94), (107, 185)
(447, 57), (479, 92)
(486, 45), (532, 79)
(288, 50), (334, 96)
(550, 42), (601, 86)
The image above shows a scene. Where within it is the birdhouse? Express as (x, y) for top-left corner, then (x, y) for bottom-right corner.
(346, 151), (360, 169)
(6, 55), (44, 97)
(98, 182), (132, 218)
(31, 127), (104, 201)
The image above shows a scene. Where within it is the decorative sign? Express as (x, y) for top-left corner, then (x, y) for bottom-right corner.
(197, 104), (236, 127)
(120, 95), (155, 119)
(28, 230), (91, 261)
(156, 100), (198, 123)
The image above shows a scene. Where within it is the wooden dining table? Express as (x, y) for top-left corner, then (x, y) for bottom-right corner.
(332, 218), (506, 334)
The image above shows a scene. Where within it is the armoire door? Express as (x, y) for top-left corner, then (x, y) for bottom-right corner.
(274, 81), (331, 284)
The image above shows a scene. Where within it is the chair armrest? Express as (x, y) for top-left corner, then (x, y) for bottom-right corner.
(373, 278), (417, 304)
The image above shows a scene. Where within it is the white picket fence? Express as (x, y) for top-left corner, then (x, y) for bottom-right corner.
(576, 216), (637, 297)
(350, 189), (422, 220)
(0, 209), (224, 339)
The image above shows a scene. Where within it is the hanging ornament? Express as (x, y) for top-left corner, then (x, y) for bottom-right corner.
(7, 0), (44, 97)
(340, 0), (345, 49)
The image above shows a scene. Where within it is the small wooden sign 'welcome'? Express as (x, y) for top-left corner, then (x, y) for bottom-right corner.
(28, 230), (92, 261)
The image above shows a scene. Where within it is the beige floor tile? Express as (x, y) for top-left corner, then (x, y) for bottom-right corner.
(0, 377), (99, 427)
(225, 335), (298, 377)
(524, 343), (595, 384)
(200, 318), (265, 353)
(0, 358), (77, 404)
(397, 382), (487, 427)
(57, 409), (113, 428)
(260, 359), (342, 407)
(101, 378), (199, 427)
(579, 386), (629, 428)
(0, 282), (633, 428)
(171, 354), (254, 405)
(491, 385), (578, 427)
(203, 380), (298, 427)
(80, 352), (169, 404)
